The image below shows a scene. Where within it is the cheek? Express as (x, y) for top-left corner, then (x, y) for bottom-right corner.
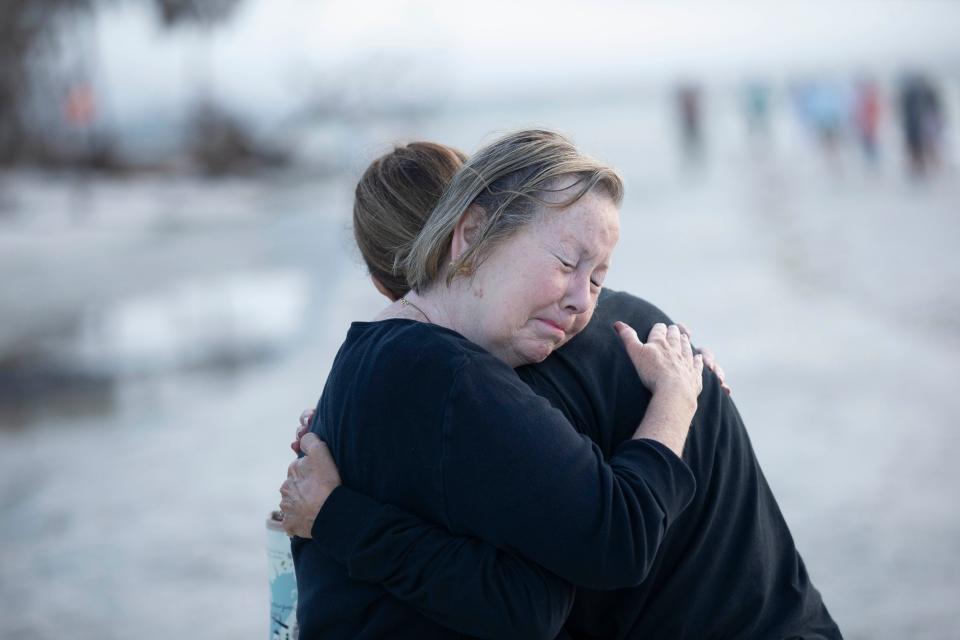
(528, 265), (570, 300)
(571, 313), (591, 336)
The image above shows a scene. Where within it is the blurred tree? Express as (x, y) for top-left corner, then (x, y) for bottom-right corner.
(0, 0), (94, 164)
(0, 0), (242, 166)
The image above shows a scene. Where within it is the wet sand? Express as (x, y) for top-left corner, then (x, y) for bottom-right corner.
(1, 103), (958, 639)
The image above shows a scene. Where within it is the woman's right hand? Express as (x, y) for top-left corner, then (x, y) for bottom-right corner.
(280, 433), (342, 538)
(615, 322), (704, 456)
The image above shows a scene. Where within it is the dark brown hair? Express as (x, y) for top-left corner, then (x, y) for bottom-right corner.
(353, 142), (468, 300)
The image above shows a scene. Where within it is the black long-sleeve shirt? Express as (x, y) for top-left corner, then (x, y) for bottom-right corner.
(292, 307), (697, 639)
(304, 289), (842, 639)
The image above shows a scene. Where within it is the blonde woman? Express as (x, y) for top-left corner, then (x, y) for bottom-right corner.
(281, 133), (840, 639)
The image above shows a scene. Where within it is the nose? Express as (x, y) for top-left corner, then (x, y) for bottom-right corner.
(562, 272), (592, 315)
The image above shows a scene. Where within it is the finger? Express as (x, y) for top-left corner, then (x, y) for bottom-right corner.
(677, 321), (692, 341)
(694, 353), (705, 376)
(290, 439), (301, 454)
(666, 324), (682, 348)
(647, 322), (667, 344)
(299, 432), (324, 456)
(699, 347), (717, 372)
(680, 332), (694, 359)
(716, 365), (727, 385)
(614, 321), (645, 368)
(286, 459), (298, 477)
(296, 423), (309, 439)
(614, 321), (643, 348)
(299, 409), (314, 427)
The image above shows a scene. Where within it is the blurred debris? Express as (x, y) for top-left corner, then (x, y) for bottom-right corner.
(151, 0), (242, 30)
(186, 102), (290, 176)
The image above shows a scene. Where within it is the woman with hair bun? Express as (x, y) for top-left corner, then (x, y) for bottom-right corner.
(352, 142), (467, 301)
(280, 134), (841, 639)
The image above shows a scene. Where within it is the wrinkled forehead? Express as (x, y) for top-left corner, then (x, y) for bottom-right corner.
(533, 190), (620, 255)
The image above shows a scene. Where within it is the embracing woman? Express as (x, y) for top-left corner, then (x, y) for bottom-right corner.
(280, 132), (841, 639)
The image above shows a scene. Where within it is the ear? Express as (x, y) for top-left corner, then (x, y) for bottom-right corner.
(371, 276), (398, 301)
(450, 204), (485, 262)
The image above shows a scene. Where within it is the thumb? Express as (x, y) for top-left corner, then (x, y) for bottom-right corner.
(613, 321), (640, 341)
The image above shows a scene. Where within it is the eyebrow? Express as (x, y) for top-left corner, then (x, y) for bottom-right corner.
(558, 236), (609, 268)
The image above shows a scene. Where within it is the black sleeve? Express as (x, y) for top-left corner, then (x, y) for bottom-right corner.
(313, 485), (575, 640)
(441, 355), (696, 590)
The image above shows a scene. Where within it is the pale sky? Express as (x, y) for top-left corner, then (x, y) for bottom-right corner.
(94, 0), (960, 124)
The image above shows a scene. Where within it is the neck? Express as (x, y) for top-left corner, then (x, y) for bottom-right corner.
(383, 281), (520, 367)
(412, 281), (522, 366)
(402, 288), (453, 330)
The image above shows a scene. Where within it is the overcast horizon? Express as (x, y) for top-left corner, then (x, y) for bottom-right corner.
(88, 0), (960, 130)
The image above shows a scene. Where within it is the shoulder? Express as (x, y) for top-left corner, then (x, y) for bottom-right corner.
(340, 320), (538, 416)
(593, 288), (673, 330)
(552, 288), (673, 358)
(343, 319), (489, 376)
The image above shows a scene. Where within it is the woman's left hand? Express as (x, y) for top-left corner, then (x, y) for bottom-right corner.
(291, 409), (314, 454)
(677, 322), (731, 395)
(279, 433), (342, 538)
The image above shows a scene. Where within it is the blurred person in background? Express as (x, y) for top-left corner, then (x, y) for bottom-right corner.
(900, 73), (945, 178)
(853, 76), (882, 167)
(743, 80), (772, 140)
(675, 83), (704, 165)
(793, 79), (848, 169)
(279, 135), (841, 639)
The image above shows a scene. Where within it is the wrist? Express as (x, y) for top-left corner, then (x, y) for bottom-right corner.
(633, 392), (696, 457)
(649, 385), (697, 418)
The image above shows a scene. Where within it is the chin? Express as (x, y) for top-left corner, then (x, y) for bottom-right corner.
(519, 342), (555, 366)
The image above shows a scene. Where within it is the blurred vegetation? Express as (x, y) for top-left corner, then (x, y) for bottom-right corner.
(0, 0), (245, 170)
(186, 102), (289, 176)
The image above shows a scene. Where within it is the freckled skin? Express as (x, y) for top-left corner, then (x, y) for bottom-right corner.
(451, 191), (620, 368)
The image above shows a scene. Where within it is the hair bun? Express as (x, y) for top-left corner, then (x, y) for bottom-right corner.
(353, 142), (467, 300)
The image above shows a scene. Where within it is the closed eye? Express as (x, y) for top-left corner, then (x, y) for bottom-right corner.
(590, 270), (607, 289)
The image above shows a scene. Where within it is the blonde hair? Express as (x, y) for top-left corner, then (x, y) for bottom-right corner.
(404, 129), (624, 292)
(353, 142), (468, 299)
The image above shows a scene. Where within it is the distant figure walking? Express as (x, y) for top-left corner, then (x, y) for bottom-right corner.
(675, 83), (703, 165)
(853, 78), (881, 166)
(900, 73), (944, 177)
(792, 79), (851, 175)
(743, 80), (771, 138)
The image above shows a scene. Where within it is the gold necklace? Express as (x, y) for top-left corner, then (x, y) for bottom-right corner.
(399, 298), (432, 323)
